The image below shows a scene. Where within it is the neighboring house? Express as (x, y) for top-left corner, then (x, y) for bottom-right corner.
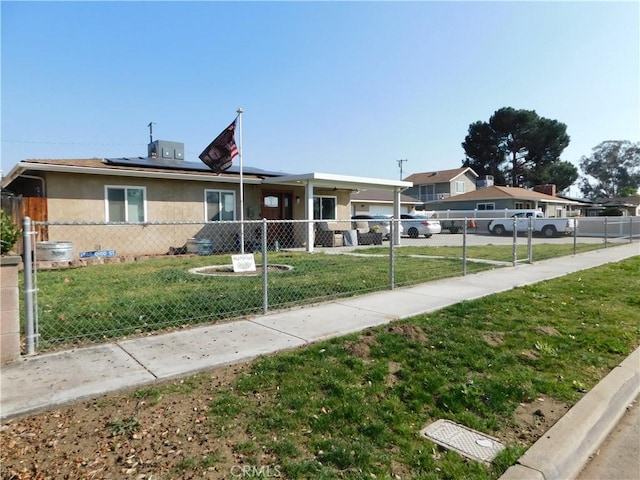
(587, 196), (640, 217)
(1, 139), (411, 255)
(403, 167), (480, 203)
(350, 188), (421, 216)
(424, 185), (582, 217)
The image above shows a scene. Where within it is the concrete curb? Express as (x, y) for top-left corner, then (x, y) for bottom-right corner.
(499, 347), (640, 480)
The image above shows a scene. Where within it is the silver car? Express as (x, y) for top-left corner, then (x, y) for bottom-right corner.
(401, 214), (442, 238)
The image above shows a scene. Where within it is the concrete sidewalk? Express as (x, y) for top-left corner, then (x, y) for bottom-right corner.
(1, 242), (638, 478)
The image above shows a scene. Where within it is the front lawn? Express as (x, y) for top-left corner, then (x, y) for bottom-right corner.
(4, 255), (638, 479)
(29, 243), (607, 348)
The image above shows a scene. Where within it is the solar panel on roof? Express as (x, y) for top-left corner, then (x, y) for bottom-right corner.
(104, 157), (289, 177)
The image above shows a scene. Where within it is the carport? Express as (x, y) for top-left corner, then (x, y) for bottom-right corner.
(261, 172), (412, 252)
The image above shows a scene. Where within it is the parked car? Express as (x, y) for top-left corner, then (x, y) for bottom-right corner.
(400, 214), (442, 238)
(487, 212), (577, 237)
(434, 217), (477, 234)
(351, 214), (403, 239)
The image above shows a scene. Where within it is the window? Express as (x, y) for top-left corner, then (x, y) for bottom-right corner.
(106, 186), (146, 222)
(455, 181), (465, 194)
(313, 196), (337, 220)
(419, 185), (435, 202)
(264, 195), (279, 208)
(206, 189), (235, 221)
(516, 201), (535, 209)
(476, 203), (495, 210)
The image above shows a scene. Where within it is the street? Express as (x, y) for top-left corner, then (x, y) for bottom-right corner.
(577, 396), (640, 480)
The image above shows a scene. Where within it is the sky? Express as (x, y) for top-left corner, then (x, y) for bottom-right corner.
(1, 1), (639, 192)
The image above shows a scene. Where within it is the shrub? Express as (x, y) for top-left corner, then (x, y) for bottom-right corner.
(0, 209), (21, 255)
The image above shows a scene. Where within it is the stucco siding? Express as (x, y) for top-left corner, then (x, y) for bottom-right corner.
(40, 175), (355, 256)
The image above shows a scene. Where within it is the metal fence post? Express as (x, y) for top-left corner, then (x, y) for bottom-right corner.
(389, 220), (395, 290)
(630, 217), (634, 243)
(573, 217), (577, 255)
(512, 216), (518, 266)
(462, 218), (467, 276)
(22, 216), (36, 355)
(604, 216), (608, 248)
(527, 216), (533, 263)
(262, 218), (268, 314)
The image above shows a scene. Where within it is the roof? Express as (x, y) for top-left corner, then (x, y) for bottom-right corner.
(0, 158), (269, 187)
(2, 159), (412, 192)
(404, 167), (478, 184)
(596, 196), (640, 207)
(428, 185), (581, 204)
(350, 188), (421, 204)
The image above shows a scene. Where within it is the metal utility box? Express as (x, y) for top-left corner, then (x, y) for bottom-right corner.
(148, 140), (184, 161)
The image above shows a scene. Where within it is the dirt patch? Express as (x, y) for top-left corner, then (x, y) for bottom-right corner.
(191, 264), (292, 276)
(345, 341), (371, 359)
(536, 326), (560, 336)
(520, 349), (540, 360)
(498, 395), (570, 446)
(387, 323), (428, 344)
(0, 363), (251, 480)
(482, 332), (504, 346)
(344, 333), (378, 360)
(386, 361), (403, 387)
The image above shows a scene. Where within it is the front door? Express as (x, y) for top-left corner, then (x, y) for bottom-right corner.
(262, 193), (294, 248)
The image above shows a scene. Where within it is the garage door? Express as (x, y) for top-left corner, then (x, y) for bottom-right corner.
(369, 206), (410, 215)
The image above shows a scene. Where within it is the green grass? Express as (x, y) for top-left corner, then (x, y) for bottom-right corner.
(182, 256), (638, 479)
(27, 242), (610, 348)
(364, 242), (604, 263)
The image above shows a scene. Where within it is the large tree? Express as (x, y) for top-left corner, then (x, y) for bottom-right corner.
(579, 140), (640, 199)
(537, 160), (579, 193)
(462, 107), (572, 189)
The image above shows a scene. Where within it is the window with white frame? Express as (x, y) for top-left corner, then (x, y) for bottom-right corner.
(455, 181), (465, 194)
(205, 189), (236, 221)
(106, 186), (146, 222)
(313, 196), (337, 220)
(476, 202), (495, 210)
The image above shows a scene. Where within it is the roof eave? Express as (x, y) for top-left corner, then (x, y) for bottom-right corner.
(1, 161), (263, 186)
(261, 172), (412, 190)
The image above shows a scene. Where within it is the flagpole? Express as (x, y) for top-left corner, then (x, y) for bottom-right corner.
(237, 107), (244, 254)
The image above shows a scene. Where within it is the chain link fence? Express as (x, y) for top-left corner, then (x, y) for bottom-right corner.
(18, 216), (637, 351)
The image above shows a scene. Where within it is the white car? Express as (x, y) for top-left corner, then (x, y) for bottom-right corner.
(401, 214), (442, 238)
(351, 214), (403, 239)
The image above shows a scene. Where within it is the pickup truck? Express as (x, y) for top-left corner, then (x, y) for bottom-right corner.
(488, 212), (577, 238)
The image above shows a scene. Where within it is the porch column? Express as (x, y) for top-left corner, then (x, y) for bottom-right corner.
(306, 180), (314, 252)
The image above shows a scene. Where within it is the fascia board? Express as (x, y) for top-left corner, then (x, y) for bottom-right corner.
(2, 162), (262, 186)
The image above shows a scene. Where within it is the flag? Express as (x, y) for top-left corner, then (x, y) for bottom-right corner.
(199, 120), (239, 173)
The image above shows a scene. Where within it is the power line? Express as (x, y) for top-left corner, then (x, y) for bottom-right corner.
(2, 140), (145, 147)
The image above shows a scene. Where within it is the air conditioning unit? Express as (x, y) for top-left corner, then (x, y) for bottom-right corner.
(148, 140), (184, 161)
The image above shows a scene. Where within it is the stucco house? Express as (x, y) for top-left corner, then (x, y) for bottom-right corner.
(402, 167), (480, 203)
(588, 196), (640, 217)
(1, 140), (411, 256)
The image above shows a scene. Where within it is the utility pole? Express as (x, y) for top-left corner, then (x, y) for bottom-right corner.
(397, 159), (408, 180)
(147, 122), (155, 143)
